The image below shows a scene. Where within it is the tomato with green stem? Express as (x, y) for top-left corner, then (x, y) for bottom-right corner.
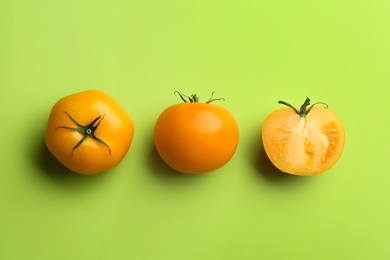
(262, 97), (345, 176)
(45, 90), (134, 175)
(154, 91), (239, 174)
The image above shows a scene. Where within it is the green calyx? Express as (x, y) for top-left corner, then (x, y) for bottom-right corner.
(56, 111), (111, 156)
(174, 91), (225, 104)
(278, 97), (328, 117)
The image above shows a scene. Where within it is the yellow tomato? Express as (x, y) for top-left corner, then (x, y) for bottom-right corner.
(262, 98), (345, 176)
(154, 92), (239, 174)
(45, 90), (134, 175)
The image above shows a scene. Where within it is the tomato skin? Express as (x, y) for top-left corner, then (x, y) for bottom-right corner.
(154, 102), (239, 174)
(262, 105), (345, 176)
(45, 90), (134, 175)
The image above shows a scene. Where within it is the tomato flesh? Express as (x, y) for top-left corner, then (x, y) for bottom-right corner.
(262, 107), (345, 176)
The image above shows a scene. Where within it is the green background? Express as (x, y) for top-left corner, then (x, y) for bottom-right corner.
(1, 0), (389, 259)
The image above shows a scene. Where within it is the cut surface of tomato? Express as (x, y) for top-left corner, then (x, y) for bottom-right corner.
(262, 98), (345, 176)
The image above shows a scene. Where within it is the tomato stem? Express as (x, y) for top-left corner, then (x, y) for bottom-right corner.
(206, 91), (225, 104)
(174, 91), (225, 104)
(278, 97), (328, 117)
(56, 112), (112, 156)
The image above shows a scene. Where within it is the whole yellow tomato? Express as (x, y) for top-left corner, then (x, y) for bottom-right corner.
(262, 97), (345, 176)
(154, 92), (239, 174)
(45, 90), (134, 175)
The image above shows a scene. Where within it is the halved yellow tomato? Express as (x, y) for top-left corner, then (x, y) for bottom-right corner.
(262, 98), (345, 176)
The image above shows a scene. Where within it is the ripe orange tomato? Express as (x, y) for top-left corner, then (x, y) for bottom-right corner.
(45, 90), (134, 175)
(154, 92), (239, 174)
(262, 97), (345, 176)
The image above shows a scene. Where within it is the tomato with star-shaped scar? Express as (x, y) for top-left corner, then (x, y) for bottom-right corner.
(45, 90), (134, 175)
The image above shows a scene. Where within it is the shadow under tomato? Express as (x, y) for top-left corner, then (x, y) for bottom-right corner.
(33, 137), (111, 184)
(250, 128), (307, 183)
(36, 140), (73, 176)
